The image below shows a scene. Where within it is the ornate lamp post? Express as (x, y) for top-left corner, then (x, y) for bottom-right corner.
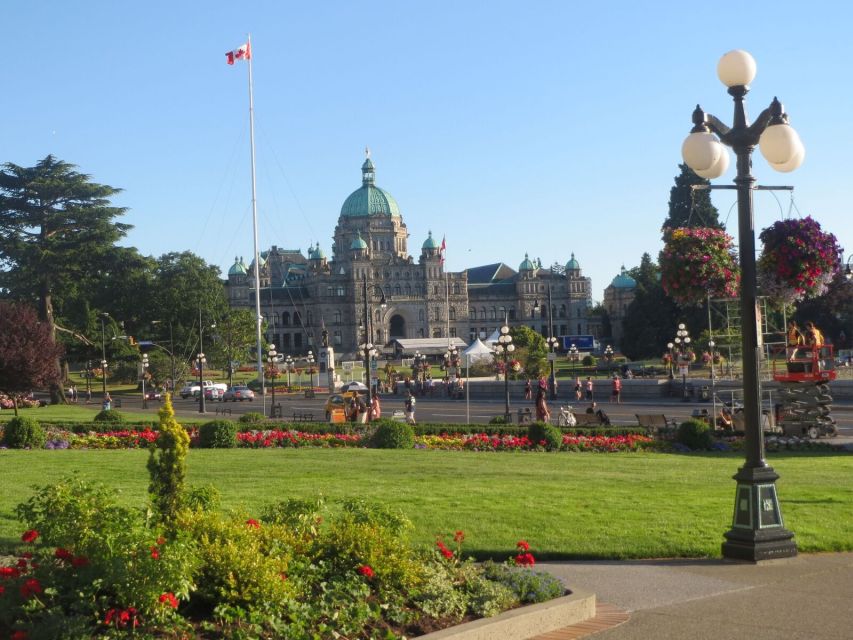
(844, 254), (852, 281)
(416, 352), (428, 394)
(681, 49), (802, 561)
(604, 345), (614, 376)
(708, 339), (717, 381)
(666, 341), (675, 379)
(444, 345), (460, 377)
(673, 323), (691, 401)
(495, 323), (515, 422)
(533, 285), (559, 400)
(307, 350), (315, 389)
(568, 343), (579, 381)
(195, 352), (206, 414)
(361, 275), (387, 412)
(99, 312), (110, 398)
(285, 355), (294, 389)
(141, 353), (149, 409)
(267, 344), (277, 417)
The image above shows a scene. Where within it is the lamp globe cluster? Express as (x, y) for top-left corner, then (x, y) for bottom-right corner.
(682, 49), (804, 179)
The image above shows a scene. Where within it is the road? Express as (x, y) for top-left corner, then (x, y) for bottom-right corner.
(124, 392), (853, 442)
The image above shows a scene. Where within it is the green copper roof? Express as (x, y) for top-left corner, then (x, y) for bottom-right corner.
(309, 242), (326, 260)
(228, 256), (247, 276)
(340, 155), (401, 218)
(350, 230), (368, 250)
(611, 265), (637, 289)
(566, 252), (580, 271)
(519, 252), (535, 271)
(422, 230), (439, 250)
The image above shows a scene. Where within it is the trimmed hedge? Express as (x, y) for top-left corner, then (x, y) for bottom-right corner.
(93, 409), (126, 424)
(370, 420), (415, 449)
(1, 416), (46, 449)
(676, 419), (715, 450)
(527, 422), (563, 450)
(198, 420), (238, 448)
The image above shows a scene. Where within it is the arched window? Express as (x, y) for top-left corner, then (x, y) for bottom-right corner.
(282, 311), (290, 326)
(375, 309), (381, 322)
(334, 311), (342, 324)
(508, 307), (516, 321)
(469, 307), (476, 319)
(293, 311), (301, 325)
(489, 307), (497, 320)
(434, 306), (441, 321)
(405, 284), (411, 295)
(453, 283), (460, 295)
(394, 285), (401, 295)
(449, 307), (456, 320)
(480, 307), (486, 321)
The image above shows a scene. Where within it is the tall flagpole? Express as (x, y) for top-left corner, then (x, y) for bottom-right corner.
(247, 34), (264, 391)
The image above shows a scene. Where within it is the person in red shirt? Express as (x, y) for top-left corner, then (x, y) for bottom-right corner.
(611, 375), (622, 404)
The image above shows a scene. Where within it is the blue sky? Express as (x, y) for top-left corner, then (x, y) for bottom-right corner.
(4, 1), (851, 302)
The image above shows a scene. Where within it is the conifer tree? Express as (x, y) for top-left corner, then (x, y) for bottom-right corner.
(147, 394), (190, 526)
(663, 163), (722, 230)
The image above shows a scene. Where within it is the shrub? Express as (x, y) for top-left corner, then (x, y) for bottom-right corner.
(488, 415), (507, 425)
(582, 355), (597, 366)
(147, 395), (190, 525)
(198, 420), (238, 448)
(369, 419), (414, 449)
(93, 409), (126, 424)
(527, 422), (562, 450)
(238, 411), (266, 425)
(676, 418), (715, 451)
(1, 415), (46, 449)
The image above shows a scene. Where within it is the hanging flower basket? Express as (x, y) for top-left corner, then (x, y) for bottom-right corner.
(757, 216), (841, 305)
(660, 227), (740, 306)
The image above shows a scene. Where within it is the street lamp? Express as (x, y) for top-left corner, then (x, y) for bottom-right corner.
(604, 345), (614, 377)
(844, 254), (852, 281)
(444, 345), (460, 376)
(568, 343), (579, 381)
(99, 312), (110, 398)
(495, 323), (515, 422)
(533, 283), (559, 400)
(306, 350), (315, 389)
(708, 340), (717, 381)
(362, 275), (388, 414)
(141, 353), (149, 409)
(267, 344), (278, 418)
(285, 355), (294, 389)
(412, 352), (428, 395)
(673, 323), (691, 401)
(681, 49), (800, 561)
(196, 352), (206, 414)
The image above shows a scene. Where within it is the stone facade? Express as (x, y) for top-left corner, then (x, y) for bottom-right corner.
(226, 155), (594, 357)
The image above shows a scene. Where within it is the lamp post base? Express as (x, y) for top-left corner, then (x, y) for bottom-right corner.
(722, 465), (797, 562)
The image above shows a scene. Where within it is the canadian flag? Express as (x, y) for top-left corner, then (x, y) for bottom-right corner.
(440, 236), (446, 265)
(226, 42), (251, 65)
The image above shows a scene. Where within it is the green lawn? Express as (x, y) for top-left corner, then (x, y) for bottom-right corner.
(0, 403), (207, 425)
(2, 449), (850, 559)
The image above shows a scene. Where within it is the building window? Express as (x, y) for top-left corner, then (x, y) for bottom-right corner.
(334, 311), (342, 324)
(434, 306), (441, 321)
(337, 286), (345, 296)
(469, 307), (476, 319)
(433, 285), (439, 295)
(419, 309), (425, 322)
(334, 330), (342, 345)
(450, 327), (457, 337)
(480, 307), (486, 320)
(307, 311), (313, 326)
(295, 334), (302, 348)
(282, 312), (290, 326)
(418, 328), (424, 338)
(449, 307), (456, 320)
(281, 334), (291, 348)
(489, 307), (496, 320)
(293, 311), (301, 325)
(560, 304), (566, 318)
(405, 284), (411, 295)
(453, 283), (460, 295)
(394, 285), (401, 295)
(508, 308), (516, 321)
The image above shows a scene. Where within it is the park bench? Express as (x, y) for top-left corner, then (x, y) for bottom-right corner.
(573, 413), (604, 426)
(636, 414), (678, 437)
(291, 411), (314, 422)
(215, 406), (232, 416)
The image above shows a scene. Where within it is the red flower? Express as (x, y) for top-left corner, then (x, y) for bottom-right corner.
(21, 529), (39, 543)
(454, 530), (465, 543)
(150, 546), (160, 560)
(514, 553), (536, 567)
(357, 564), (375, 579)
(104, 608), (117, 625)
(0, 566), (21, 579)
(156, 536), (166, 545)
(436, 539), (454, 559)
(20, 578), (43, 599)
(10, 631), (28, 640)
(72, 556), (89, 568)
(246, 518), (261, 529)
(158, 592), (179, 608)
(55, 548), (74, 562)
(516, 540), (530, 552)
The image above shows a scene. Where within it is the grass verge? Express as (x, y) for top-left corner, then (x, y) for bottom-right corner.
(0, 449), (850, 558)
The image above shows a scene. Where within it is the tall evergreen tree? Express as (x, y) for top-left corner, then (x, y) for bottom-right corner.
(0, 156), (130, 402)
(663, 163), (722, 230)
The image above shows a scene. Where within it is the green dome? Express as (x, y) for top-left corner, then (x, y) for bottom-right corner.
(611, 266), (637, 289)
(422, 230), (439, 250)
(309, 242), (326, 260)
(519, 252), (535, 271)
(340, 156), (401, 218)
(350, 230), (368, 250)
(566, 252), (580, 271)
(228, 256), (247, 276)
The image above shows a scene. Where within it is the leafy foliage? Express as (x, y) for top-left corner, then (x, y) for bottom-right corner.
(147, 394), (190, 524)
(93, 409), (126, 424)
(663, 163), (722, 230)
(527, 422), (562, 451)
(676, 419), (715, 451)
(370, 419), (415, 449)
(0, 302), (64, 410)
(508, 325), (548, 378)
(198, 419), (238, 449)
(1, 416), (46, 449)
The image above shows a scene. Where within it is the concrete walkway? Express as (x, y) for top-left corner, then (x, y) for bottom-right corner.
(538, 552), (853, 639)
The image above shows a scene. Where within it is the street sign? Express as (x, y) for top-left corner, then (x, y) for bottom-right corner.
(679, 365), (689, 376)
(547, 353), (557, 361)
(370, 359), (378, 370)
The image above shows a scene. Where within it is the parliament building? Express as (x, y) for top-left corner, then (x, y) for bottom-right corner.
(225, 154), (595, 357)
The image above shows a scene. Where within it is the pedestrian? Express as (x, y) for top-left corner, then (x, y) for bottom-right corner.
(611, 375), (622, 404)
(85, 387), (92, 404)
(595, 406), (611, 426)
(102, 392), (112, 411)
(585, 377), (594, 401)
(404, 391), (417, 425)
(346, 396), (359, 423)
(535, 387), (550, 423)
(70, 385), (77, 403)
(574, 377), (582, 401)
(369, 395), (382, 421)
(787, 320), (803, 361)
(524, 379), (532, 400)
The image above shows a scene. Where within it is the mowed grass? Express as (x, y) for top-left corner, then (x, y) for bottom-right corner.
(1, 449), (851, 559)
(0, 404), (205, 425)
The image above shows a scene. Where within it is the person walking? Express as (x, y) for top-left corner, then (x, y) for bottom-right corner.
(524, 379), (532, 400)
(611, 375), (622, 404)
(369, 395), (382, 421)
(102, 392), (112, 411)
(535, 387), (550, 423)
(404, 390), (417, 425)
(574, 377), (582, 401)
(585, 377), (594, 401)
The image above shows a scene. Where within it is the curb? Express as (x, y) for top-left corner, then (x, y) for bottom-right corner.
(418, 590), (596, 640)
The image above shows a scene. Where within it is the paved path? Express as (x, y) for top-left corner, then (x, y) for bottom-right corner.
(538, 552), (853, 639)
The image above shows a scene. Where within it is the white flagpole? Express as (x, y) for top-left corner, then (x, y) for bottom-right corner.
(246, 34), (264, 397)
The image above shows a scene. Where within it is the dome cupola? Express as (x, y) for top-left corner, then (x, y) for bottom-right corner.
(566, 252), (580, 272)
(350, 230), (368, 251)
(340, 149), (401, 218)
(519, 253), (535, 271)
(610, 265), (637, 289)
(422, 230), (440, 250)
(228, 256), (247, 276)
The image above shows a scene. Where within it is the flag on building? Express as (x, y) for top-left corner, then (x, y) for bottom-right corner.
(440, 235), (446, 265)
(226, 42), (251, 65)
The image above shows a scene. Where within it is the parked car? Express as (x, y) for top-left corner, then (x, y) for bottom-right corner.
(323, 391), (363, 420)
(204, 387), (224, 401)
(222, 385), (255, 402)
(145, 390), (161, 400)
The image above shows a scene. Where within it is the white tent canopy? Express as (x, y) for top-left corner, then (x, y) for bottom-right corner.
(462, 338), (494, 365)
(484, 328), (501, 345)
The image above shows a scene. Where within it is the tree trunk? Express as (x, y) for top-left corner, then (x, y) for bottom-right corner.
(38, 284), (67, 405)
